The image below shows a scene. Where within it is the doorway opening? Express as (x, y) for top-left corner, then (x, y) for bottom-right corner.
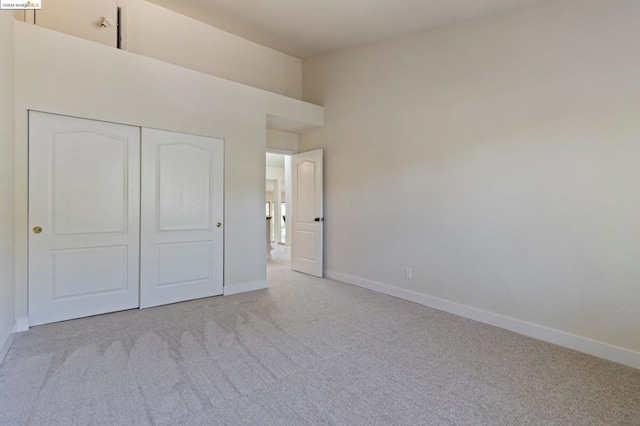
(266, 152), (291, 265)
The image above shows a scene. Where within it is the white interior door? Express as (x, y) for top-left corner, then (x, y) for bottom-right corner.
(29, 111), (141, 326)
(140, 128), (224, 308)
(291, 149), (323, 277)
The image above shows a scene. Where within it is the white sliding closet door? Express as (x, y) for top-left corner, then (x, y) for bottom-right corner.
(140, 128), (224, 308)
(29, 112), (141, 326)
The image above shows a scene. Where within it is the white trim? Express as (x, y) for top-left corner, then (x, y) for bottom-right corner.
(0, 326), (17, 365)
(325, 270), (640, 370)
(12, 317), (29, 333)
(223, 280), (268, 296)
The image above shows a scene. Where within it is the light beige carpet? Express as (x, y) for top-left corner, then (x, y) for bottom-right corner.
(1, 253), (639, 425)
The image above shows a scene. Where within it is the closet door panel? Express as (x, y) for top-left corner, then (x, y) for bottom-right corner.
(29, 112), (140, 326)
(140, 128), (224, 308)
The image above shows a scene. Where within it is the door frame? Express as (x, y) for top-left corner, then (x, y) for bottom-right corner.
(266, 148), (295, 250)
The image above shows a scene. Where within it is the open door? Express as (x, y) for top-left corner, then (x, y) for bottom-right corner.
(291, 149), (323, 277)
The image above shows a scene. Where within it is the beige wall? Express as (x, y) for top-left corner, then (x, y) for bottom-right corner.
(32, 0), (117, 47)
(266, 166), (285, 181)
(301, 0), (640, 360)
(13, 22), (322, 322)
(265, 192), (285, 202)
(0, 13), (16, 356)
(121, 0), (301, 99)
(267, 128), (299, 153)
(19, 0), (302, 99)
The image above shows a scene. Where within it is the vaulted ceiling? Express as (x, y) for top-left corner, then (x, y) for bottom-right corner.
(147, 0), (550, 58)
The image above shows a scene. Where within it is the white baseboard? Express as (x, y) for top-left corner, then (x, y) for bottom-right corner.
(223, 280), (268, 296)
(12, 317), (29, 333)
(325, 270), (640, 370)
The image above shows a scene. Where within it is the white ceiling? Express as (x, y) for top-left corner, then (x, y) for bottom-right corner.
(147, 0), (549, 58)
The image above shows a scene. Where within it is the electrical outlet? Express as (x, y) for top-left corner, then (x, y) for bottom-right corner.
(405, 267), (413, 279)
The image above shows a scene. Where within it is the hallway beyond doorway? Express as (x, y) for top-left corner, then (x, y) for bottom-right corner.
(268, 243), (291, 266)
